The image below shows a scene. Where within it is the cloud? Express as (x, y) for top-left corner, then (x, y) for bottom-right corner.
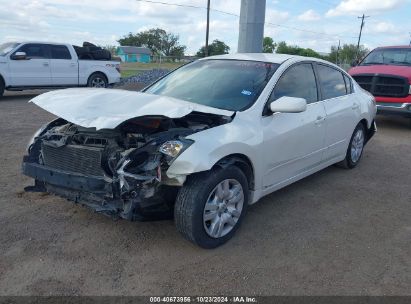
(373, 22), (398, 34)
(326, 0), (406, 17)
(297, 10), (321, 21)
(265, 9), (290, 24)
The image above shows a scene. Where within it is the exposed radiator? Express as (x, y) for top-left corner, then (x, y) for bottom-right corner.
(41, 143), (105, 176)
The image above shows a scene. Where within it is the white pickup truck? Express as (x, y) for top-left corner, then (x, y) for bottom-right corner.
(0, 42), (121, 96)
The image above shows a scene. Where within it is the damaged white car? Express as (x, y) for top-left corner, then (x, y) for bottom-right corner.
(22, 54), (377, 248)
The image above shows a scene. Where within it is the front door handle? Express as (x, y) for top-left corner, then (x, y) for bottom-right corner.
(43, 62), (49, 66)
(315, 116), (325, 125)
(70, 63), (76, 67)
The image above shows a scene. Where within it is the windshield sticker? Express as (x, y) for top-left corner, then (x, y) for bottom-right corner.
(241, 90), (252, 96)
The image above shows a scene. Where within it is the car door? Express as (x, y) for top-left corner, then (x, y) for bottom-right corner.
(315, 63), (359, 161)
(8, 43), (52, 86)
(49, 44), (78, 85)
(261, 62), (327, 190)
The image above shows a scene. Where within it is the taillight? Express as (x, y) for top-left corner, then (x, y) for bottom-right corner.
(106, 63), (121, 73)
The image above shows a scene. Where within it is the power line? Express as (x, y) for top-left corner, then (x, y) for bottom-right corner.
(135, 0), (356, 40)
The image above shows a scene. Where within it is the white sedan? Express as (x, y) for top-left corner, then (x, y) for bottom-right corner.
(23, 53), (377, 248)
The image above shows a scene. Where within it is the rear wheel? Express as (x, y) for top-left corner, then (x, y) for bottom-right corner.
(87, 73), (107, 88)
(174, 166), (249, 249)
(0, 78), (4, 97)
(337, 123), (366, 169)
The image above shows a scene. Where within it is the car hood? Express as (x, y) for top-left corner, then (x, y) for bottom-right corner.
(349, 65), (411, 82)
(30, 88), (234, 130)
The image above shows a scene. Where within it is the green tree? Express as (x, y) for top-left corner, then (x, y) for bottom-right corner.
(196, 39), (230, 57)
(263, 37), (276, 53)
(102, 45), (117, 56)
(276, 41), (324, 59)
(327, 44), (369, 65)
(118, 28), (186, 57)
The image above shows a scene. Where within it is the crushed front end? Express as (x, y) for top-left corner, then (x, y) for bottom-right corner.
(22, 113), (231, 220)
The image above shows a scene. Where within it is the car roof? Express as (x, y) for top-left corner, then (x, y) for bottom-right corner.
(9, 41), (70, 46)
(201, 52), (330, 65)
(375, 45), (411, 49)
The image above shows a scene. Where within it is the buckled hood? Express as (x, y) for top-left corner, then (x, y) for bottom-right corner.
(30, 88), (234, 130)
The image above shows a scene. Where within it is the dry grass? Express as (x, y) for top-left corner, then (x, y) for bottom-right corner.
(120, 62), (184, 78)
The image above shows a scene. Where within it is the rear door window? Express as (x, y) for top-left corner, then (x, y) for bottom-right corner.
(316, 64), (347, 99)
(50, 45), (72, 60)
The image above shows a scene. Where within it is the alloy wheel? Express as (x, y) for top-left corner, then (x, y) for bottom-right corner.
(91, 77), (106, 88)
(351, 128), (364, 163)
(203, 179), (244, 238)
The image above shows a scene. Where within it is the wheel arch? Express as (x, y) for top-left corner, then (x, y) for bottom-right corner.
(87, 71), (108, 84)
(212, 154), (255, 191)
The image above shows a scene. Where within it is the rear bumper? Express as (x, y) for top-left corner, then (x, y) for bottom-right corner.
(376, 102), (411, 118)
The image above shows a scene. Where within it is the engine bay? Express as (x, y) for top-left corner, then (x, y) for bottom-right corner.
(24, 112), (232, 220)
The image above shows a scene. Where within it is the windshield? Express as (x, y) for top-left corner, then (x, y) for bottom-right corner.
(0, 43), (19, 56)
(360, 48), (411, 66)
(145, 59), (280, 111)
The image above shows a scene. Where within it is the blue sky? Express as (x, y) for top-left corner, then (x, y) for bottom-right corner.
(1, 0), (410, 55)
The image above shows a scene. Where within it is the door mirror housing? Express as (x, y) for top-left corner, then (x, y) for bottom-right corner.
(11, 52), (28, 60)
(270, 96), (307, 114)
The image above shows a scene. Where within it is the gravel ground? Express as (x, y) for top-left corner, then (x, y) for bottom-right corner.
(0, 90), (410, 296)
(115, 69), (170, 86)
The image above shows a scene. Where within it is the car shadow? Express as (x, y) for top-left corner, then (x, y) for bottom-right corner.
(376, 115), (410, 130)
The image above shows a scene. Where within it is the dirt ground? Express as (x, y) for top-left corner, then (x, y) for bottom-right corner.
(0, 90), (410, 296)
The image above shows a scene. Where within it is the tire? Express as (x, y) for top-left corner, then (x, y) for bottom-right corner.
(0, 78), (4, 97)
(87, 73), (108, 88)
(174, 166), (249, 249)
(337, 123), (366, 169)
(90, 49), (111, 60)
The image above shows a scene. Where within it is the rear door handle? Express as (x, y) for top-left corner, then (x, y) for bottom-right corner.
(43, 62), (49, 66)
(70, 63), (76, 67)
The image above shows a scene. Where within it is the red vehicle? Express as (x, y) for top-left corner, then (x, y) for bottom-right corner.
(349, 46), (411, 125)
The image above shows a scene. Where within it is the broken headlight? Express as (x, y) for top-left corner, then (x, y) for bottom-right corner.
(159, 139), (193, 158)
(26, 124), (47, 152)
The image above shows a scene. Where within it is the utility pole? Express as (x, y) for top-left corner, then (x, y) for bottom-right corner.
(238, 0), (266, 53)
(336, 39), (340, 65)
(409, 32), (411, 46)
(356, 14), (370, 60)
(205, 0), (210, 57)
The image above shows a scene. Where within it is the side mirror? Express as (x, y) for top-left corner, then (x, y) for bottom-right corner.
(11, 52), (27, 60)
(270, 96), (307, 113)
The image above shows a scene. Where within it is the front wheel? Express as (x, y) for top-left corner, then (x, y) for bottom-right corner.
(174, 166), (249, 249)
(337, 123), (366, 169)
(87, 73), (108, 88)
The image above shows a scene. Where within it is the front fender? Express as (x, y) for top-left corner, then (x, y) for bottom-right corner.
(166, 117), (262, 177)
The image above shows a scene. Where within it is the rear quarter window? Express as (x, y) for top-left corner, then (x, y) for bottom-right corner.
(343, 74), (352, 94)
(317, 64), (347, 99)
